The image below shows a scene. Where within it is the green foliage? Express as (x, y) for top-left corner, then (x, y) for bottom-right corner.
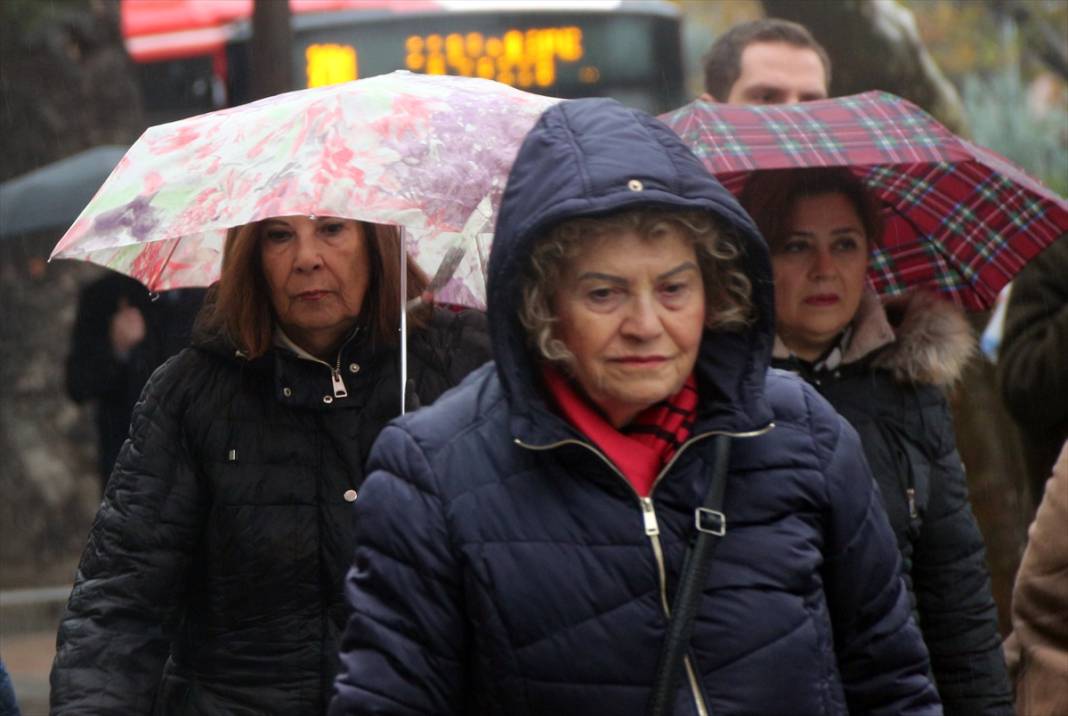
(903, 0), (1067, 195)
(905, 0), (1006, 81)
(905, 0), (1068, 84)
(963, 69), (1068, 195)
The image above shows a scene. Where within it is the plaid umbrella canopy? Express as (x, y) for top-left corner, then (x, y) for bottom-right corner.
(661, 91), (1068, 312)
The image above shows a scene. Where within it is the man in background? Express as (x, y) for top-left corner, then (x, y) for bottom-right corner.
(998, 236), (1068, 510)
(701, 18), (830, 105)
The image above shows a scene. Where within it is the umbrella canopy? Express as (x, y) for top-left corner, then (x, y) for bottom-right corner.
(50, 71), (560, 308)
(1, 146), (128, 239)
(661, 91), (1068, 311)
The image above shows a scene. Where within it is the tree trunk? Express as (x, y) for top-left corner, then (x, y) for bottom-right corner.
(761, 0), (970, 136)
(250, 0), (293, 101)
(1, 0), (145, 587)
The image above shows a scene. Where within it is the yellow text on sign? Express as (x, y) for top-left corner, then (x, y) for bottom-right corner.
(306, 43), (358, 88)
(405, 27), (586, 88)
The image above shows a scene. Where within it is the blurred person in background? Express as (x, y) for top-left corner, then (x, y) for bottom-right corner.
(997, 235), (1068, 510)
(700, 18), (830, 105)
(1003, 438), (1068, 716)
(330, 98), (939, 716)
(65, 270), (205, 492)
(51, 216), (489, 714)
(742, 167), (1012, 716)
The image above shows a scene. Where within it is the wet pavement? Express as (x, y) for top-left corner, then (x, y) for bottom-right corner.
(3, 630), (53, 715)
(2, 586), (68, 715)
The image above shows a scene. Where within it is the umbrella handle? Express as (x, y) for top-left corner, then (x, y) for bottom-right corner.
(400, 227), (408, 414)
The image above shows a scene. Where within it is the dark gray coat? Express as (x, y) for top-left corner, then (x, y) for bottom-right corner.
(773, 290), (1011, 716)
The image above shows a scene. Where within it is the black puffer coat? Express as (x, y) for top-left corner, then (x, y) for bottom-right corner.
(51, 308), (489, 715)
(773, 289), (1012, 716)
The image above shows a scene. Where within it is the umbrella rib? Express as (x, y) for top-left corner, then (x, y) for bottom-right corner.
(147, 239), (182, 293)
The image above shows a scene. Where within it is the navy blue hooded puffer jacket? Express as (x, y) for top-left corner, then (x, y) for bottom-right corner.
(330, 99), (941, 716)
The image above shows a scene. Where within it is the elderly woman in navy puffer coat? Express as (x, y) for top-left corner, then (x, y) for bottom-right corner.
(329, 98), (940, 715)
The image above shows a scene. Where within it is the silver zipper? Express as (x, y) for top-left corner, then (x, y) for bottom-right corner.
(516, 421), (773, 716)
(640, 496), (672, 617)
(331, 353), (349, 398)
(282, 337), (353, 398)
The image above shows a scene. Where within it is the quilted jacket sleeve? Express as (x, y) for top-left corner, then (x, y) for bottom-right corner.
(410, 308), (491, 405)
(330, 425), (466, 716)
(815, 395), (942, 716)
(911, 394), (1013, 716)
(50, 354), (206, 714)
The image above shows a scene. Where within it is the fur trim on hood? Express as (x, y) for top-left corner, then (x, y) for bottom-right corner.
(870, 290), (976, 386)
(773, 287), (976, 386)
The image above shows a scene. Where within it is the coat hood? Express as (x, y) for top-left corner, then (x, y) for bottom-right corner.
(871, 291), (975, 386)
(487, 98), (775, 437)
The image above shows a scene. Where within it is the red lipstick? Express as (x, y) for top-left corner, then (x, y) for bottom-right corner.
(614, 356), (667, 364)
(803, 294), (840, 306)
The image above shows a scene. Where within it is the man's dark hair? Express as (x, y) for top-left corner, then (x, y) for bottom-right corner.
(702, 19), (831, 99)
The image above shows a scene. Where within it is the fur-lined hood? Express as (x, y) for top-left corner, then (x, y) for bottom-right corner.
(773, 287), (976, 386)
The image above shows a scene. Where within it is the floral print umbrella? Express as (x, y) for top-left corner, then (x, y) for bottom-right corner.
(661, 91), (1068, 312)
(50, 71), (560, 310)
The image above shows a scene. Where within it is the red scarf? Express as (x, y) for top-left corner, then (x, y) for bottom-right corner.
(543, 367), (698, 496)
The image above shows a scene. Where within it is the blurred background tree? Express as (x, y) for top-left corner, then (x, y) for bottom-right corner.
(1, 0), (145, 590)
(908, 0), (1068, 194)
(0, 0), (144, 182)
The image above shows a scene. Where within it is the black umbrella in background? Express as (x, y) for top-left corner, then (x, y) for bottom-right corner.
(0, 145), (127, 238)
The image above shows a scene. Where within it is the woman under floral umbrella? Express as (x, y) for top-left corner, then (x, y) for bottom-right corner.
(50, 216), (489, 713)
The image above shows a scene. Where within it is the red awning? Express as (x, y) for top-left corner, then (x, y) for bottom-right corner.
(122, 0), (442, 61)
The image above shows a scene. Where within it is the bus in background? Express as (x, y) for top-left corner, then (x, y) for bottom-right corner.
(122, 0), (685, 125)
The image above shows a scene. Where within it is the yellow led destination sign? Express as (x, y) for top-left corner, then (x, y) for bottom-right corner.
(405, 27), (586, 88)
(306, 43), (358, 87)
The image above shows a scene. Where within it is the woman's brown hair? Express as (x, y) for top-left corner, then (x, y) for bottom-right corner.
(196, 220), (430, 358)
(739, 167), (884, 254)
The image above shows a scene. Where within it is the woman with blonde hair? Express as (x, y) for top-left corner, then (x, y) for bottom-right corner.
(51, 216), (489, 714)
(330, 99), (938, 715)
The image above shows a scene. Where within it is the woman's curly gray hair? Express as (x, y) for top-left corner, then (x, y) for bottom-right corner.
(519, 208), (754, 364)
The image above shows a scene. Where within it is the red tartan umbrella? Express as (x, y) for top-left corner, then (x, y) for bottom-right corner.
(661, 91), (1068, 312)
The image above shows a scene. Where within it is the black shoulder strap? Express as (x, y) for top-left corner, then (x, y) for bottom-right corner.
(647, 433), (732, 716)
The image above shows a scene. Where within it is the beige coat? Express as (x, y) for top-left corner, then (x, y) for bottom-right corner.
(1004, 440), (1068, 715)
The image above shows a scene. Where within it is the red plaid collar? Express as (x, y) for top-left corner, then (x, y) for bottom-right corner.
(542, 366), (698, 496)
